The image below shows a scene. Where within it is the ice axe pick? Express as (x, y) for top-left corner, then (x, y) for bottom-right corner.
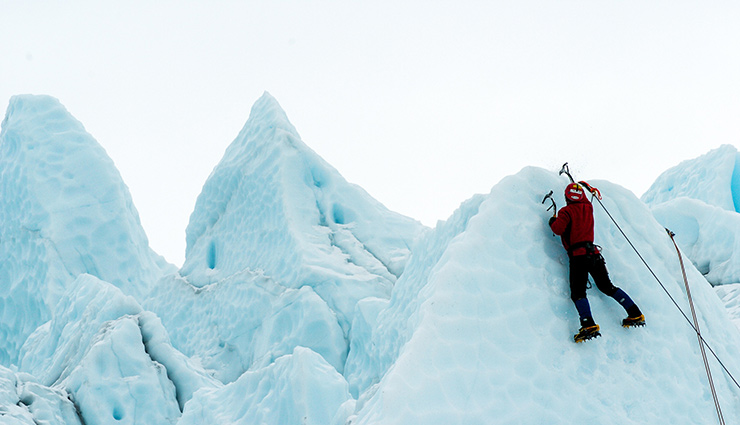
(559, 162), (575, 183)
(542, 190), (556, 214)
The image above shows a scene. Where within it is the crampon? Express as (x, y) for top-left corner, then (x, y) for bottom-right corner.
(574, 325), (601, 343)
(622, 314), (646, 328)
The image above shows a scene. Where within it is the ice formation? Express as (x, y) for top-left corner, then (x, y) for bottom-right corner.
(145, 271), (348, 383)
(179, 347), (352, 425)
(345, 168), (740, 424)
(642, 144), (740, 332)
(0, 95), (173, 366)
(145, 93), (424, 383)
(642, 146), (740, 286)
(642, 144), (740, 212)
(179, 93), (423, 332)
(3, 93), (740, 424)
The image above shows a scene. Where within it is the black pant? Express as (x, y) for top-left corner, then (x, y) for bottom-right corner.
(569, 253), (618, 302)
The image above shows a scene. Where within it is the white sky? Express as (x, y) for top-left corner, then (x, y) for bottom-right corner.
(2, 1), (740, 266)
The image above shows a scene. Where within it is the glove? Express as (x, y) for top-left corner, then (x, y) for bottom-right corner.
(548, 216), (556, 226)
(578, 181), (602, 200)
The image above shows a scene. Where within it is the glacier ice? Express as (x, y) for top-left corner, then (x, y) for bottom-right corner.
(651, 198), (740, 285)
(0, 365), (82, 425)
(643, 145), (740, 286)
(0, 95), (173, 365)
(179, 347), (352, 425)
(642, 144), (740, 212)
(146, 92), (425, 384)
(60, 315), (181, 425)
(346, 167), (740, 424)
(145, 271), (347, 383)
(345, 193), (486, 397)
(3, 93), (740, 425)
(179, 92), (424, 333)
(18, 274), (143, 385)
(15, 273), (219, 423)
(642, 144), (740, 340)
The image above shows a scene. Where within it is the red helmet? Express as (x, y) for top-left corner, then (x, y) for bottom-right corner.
(565, 183), (587, 204)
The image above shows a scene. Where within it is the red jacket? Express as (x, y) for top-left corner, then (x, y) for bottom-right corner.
(550, 191), (597, 257)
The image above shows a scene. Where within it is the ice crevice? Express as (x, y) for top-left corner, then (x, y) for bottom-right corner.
(135, 311), (220, 411)
(135, 317), (182, 413)
(68, 394), (87, 425)
(47, 197), (122, 215)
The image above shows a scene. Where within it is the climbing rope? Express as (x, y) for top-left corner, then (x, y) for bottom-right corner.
(594, 195), (733, 424)
(668, 229), (725, 425)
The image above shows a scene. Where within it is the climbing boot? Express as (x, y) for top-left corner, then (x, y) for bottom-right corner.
(574, 324), (601, 343)
(622, 314), (646, 328)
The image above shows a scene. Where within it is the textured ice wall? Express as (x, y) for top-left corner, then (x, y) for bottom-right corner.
(643, 145), (740, 286)
(345, 194), (486, 396)
(151, 92), (423, 385)
(180, 92), (423, 331)
(0, 365), (82, 425)
(642, 144), (740, 211)
(61, 315), (182, 425)
(179, 347), (352, 425)
(651, 198), (740, 285)
(0, 95), (172, 364)
(717, 284), (740, 330)
(4, 274), (212, 424)
(19, 274), (219, 423)
(145, 271), (346, 383)
(19, 274), (142, 385)
(346, 167), (740, 425)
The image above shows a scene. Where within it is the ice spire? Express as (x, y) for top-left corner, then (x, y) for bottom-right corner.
(181, 92), (424, 332)
(0, 95), (170, 364)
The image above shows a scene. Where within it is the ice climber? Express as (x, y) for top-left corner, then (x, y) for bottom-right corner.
(549, 182), (646, 342)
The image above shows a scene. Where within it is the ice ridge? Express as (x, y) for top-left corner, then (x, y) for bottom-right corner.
(642, 144), (739, 211)
(0, 95), (172, 365)
(347, 167), (740, 424)
(5, 93), (740, 425)
(179, 92), (424, 334)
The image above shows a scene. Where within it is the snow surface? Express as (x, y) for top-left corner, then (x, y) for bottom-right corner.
(3, 93), (740, 424)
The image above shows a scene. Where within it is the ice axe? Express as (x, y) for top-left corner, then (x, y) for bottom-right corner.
(542, 190), (556, 215)
(558, 162), (603, 200)
(559, 162), (575, 183)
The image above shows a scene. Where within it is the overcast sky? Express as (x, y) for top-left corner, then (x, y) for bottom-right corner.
(3, 1), (740, 266)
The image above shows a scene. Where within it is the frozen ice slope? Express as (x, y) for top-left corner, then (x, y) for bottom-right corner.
(145, 270), (348, 383)
(346, 167), (740, 424)
(4, 93), (740, 425)
(15, 273), (219, 425)
(642, 144), (740, 333)
(642, 146), (740, 285)
(642, 144), (740, 212)
(0, 95), (173, 365)
(152, 93), (424, 382)
(180, 93), (423, 331)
